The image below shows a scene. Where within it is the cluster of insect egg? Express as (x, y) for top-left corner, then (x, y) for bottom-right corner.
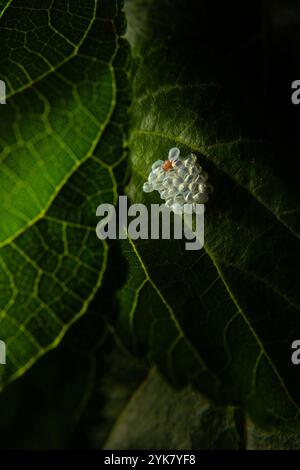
(143, 148), (212, 213)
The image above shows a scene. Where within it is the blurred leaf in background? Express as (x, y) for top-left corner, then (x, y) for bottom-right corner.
(0, 0), (300, 450)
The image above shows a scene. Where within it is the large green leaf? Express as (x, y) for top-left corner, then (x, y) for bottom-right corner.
(119, 0), (300, 430)
(0, 0), (130, 387)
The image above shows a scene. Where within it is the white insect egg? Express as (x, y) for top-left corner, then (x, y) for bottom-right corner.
(142, 147), (213, 213)
(175, 194), (185, 203)
(193, 193), (205, 203)
(162, 178), (171, 189)
(155, 176), (164, 186)
(148, 172), (156, 182)
(168, 185), (177, 194)
(189, 165), (199, 176)
(177, 168), (187, 179)
(192, 193), (200, 202)
(152, 169), (162, 180)
(155, 177), (164, 187)
(183, 156), (194, 167)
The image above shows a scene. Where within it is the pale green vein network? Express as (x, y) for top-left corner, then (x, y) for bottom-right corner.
(0, 0), (12, 17)
(0, 0), (130, 388)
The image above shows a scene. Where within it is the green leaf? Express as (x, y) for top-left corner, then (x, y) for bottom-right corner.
(0, 0), (130, 388)
(119, 0), (300, 429)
